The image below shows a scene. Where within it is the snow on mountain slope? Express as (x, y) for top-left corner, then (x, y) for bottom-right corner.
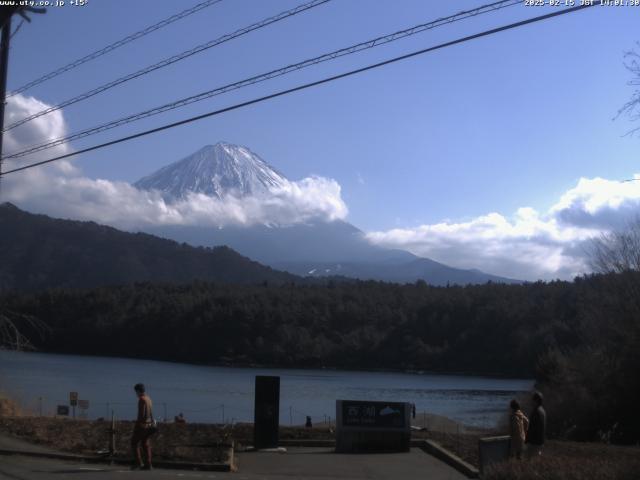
(134, 142), (288, 200)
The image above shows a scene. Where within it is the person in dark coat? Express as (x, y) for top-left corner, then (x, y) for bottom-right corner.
(525, 391), (546, 458)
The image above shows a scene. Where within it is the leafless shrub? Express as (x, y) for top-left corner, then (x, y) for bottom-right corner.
(0, 309), (49, 351)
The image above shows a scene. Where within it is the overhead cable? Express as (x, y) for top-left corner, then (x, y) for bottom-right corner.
(7, 0), (225, 98)
(4, 0), (331, 132)
(3, 0), (520, 159)
(1, 3), (599, 177)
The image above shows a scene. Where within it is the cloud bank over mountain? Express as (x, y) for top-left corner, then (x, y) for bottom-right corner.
(1, 95), (348, 229)
(367, 177), (640, 280)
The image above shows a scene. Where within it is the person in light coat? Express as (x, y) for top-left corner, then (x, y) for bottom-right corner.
(509, 399), (529, 459)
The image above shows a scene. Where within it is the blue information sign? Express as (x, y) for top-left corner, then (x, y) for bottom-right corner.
(341, 400), (406, 428)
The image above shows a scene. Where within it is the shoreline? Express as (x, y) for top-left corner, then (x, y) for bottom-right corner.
(0, 350), (531, 430)
(0, 348), (535, 382)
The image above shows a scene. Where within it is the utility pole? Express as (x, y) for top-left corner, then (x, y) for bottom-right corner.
(0, 6), (46, 185)
(0, 15), (10, 183)
(109, 410), (116, 456)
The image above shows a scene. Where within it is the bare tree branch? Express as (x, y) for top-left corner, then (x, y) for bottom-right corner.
(589, 217), (640, 274)
(615, 42), (640, 137)
(0, 310), (50, 351)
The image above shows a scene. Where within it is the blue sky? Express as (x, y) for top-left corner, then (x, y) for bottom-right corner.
(2, 0), (639, 280)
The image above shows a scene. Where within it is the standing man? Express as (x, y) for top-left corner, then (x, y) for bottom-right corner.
(131, 383), (155, 470)
(525, 391), (546, 458)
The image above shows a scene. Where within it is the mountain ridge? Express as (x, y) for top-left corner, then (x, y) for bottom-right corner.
(132, 141), (521, 285)
(0, 202), (299, 291)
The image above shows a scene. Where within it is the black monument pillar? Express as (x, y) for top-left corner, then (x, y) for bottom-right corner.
(254, 375), (280, 449)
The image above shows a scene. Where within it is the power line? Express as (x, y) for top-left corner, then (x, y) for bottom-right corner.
(10, 19), (24, 40)
(4, 0), (521, 160)
(4, 0), (331, 133)
(6, 0), (224, 98)
(1, 2), (598, 177)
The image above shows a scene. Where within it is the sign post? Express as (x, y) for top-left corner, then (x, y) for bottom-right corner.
(69, 392), (78, 419)
(78, 399), (89, 419)
(253, 376), (280, 449)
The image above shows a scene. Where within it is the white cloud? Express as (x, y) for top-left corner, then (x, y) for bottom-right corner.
(0, 95), (348, 230)
(6, 174), (348, 230)
(2, 94), (75, 171)
(367, 178), (640, 281)
(551, 175), (640, 230)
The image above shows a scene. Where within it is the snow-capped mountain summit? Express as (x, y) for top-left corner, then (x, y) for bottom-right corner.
(134, 142), (288, 200)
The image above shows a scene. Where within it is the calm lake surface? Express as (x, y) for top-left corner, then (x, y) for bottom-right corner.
(0, 350), (533, 428)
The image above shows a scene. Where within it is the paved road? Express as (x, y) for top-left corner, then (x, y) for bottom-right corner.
(0, 456), (216, 480)
(0, 448), (466, 480)
(0, 434), (57, 454)
(236, 447), (467, 480)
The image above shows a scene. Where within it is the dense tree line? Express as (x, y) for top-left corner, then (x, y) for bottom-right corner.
(0, 279), (564, 374)
(535, 271), (640, 443)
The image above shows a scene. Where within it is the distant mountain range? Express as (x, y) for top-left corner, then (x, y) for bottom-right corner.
(135, 142), (520, 286)
(0, 203), (297, 291)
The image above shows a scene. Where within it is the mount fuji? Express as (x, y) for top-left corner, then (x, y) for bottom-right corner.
(134, 142), (288, 200)
(136, 142), (519, 285)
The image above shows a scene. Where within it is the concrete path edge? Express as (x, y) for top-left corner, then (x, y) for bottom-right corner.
(420, 440), (479, 479)
(242, 438), (479, 478)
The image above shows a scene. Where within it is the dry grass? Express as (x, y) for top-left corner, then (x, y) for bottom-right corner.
(484, 445), (640, 480)
(430, 432), (640, 480)
(0, 393), (21, 416)
(0, 416), (336, 463)
(415, 423), (640, 480)
(0, 417), (231, 463)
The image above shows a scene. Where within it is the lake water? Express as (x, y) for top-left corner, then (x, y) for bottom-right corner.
(0, 350), (533, 428)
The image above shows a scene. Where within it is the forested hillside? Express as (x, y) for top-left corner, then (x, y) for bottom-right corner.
(0, 203), (297, 289)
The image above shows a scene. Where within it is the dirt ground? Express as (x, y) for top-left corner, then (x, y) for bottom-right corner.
(0, 417), (232, 463)
(0, 415), (476, 464)
(0, 394), (21, 416)
(2, 413), (636, 478)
